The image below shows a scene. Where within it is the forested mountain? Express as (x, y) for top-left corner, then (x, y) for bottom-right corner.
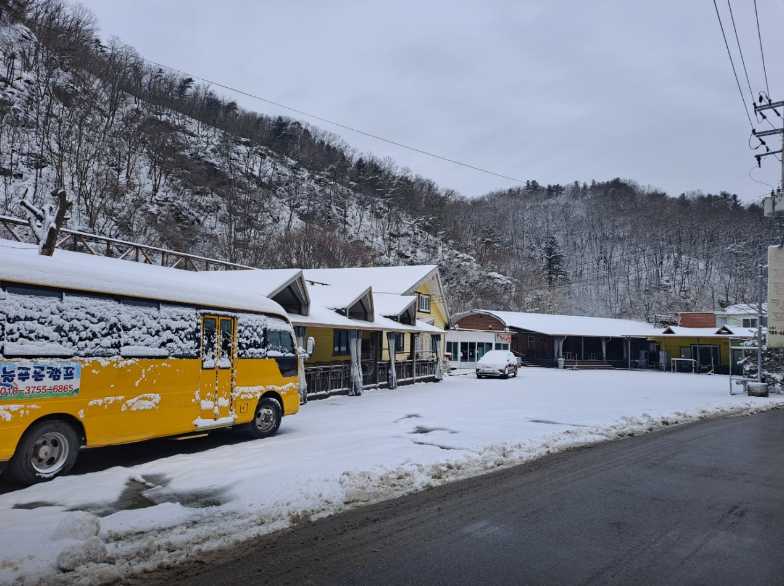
(0, 0), (773, 321)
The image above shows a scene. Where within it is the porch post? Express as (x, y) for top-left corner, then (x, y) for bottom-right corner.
(387, 332), (398, 389)
(580, 337), (585, 360)
(294, 326), (308, 403)
(553, 336), (565, 367)
(433, 334), (443, 380)
(626, 337), (632, 369)
(411, 333), (418, 381)
(601, 337), (608, 362)
(348, 329), (363, 395)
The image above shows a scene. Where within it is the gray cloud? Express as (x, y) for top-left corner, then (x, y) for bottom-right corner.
(77, 0), (784, 200)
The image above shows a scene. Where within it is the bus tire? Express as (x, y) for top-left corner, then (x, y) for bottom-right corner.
(6, 419), (80, 485)
(246, 397), (282, 439)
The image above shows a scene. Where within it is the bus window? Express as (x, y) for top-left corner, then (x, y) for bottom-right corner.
(202, 317), (217, 368)
(218, 318), (233, 368)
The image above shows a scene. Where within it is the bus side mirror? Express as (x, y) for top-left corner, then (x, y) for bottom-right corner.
(306, 336), (316, 356)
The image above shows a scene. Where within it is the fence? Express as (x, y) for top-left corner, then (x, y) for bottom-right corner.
(0, 215), (249, 271)
(305, 356), (439, 398)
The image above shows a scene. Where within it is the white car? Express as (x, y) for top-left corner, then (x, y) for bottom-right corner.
(476, 350), (519, 379)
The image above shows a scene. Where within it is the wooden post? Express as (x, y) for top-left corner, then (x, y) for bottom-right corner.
(21, 189), (71, 256)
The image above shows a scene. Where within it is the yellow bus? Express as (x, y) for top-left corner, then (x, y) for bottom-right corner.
(0, 240), (307, 484)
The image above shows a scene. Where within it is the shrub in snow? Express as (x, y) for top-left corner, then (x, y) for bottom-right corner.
(56, 537), (108, 571)
(51, 511), (100, 541)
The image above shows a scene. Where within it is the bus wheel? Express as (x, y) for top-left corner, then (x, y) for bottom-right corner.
(246, 397), (282, 439)
(7, 420), (80, 485)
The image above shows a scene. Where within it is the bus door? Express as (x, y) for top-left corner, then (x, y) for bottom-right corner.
(200, 315), (236, 423)
(215, 316), (236, 419)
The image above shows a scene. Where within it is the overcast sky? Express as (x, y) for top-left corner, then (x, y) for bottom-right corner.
(77, 0), (784, 201)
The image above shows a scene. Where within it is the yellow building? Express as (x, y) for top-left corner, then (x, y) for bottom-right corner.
(650, 325), (755, 374)
(215, 265), (449, 398)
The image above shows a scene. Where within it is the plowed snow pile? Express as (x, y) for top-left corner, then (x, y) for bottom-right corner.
(0, 368), (781, 585)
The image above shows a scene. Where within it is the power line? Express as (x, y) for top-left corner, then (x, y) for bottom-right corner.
(726, 0), (755, 105)
(753, 0), (770, 96)
(712, 0), (754, 128)
(147, 60), (527, 186)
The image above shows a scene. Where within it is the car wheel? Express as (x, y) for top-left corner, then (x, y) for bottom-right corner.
(7, 419), (80, 485)
(245, 397), (282, 439)
(513, 367), (519, 377)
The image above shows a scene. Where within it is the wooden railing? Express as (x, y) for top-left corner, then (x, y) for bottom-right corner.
(305, 357), (439, 398)
(0, 215), (251, 271)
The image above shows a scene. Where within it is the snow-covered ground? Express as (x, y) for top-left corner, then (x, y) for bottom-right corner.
(1, 368), (782, 585)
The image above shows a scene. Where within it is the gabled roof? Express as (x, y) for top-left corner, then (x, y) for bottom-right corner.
(469, 310), (660, 338)
(719, 303), (767, 315)
(303, 265), (438, 295)
(211, 268), (310, 315)
(305, 279), (373, 313)
(0, 240), (288, 318)
(659, 325), (756, 338)
(215, 268), (301, 296)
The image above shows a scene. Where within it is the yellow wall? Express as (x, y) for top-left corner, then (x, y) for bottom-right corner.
(653, 337), (731, 366)
(413, 275), (448, 329)
(304, 326), (348, 364)
(304, 326), (422, 364)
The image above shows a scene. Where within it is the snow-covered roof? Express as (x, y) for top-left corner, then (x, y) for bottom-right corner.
(659, 325), (756, 338)
(305, 278), (371, 312)
(289, 305), (442, 334)
(719, 303), (767, 315)
(472, 310), (660, 338)
(374, 293), (416, 317)
(303, 265), (438, 295)
(210, 268), (303, 298)
(0, 240), (288, 318)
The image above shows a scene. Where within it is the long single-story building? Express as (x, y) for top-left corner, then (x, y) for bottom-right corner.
(449, 310), (755, 374)
(449, 310), (660, 369)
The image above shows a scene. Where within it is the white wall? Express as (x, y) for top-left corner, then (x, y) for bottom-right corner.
(445, 329), (508, 369)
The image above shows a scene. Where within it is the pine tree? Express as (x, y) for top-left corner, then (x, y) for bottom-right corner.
(542, 235), (567, 289)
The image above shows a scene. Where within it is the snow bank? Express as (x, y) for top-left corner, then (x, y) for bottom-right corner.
(0, 368), (782, 584)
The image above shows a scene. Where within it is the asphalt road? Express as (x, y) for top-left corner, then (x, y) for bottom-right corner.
(137, 409), (784, 586)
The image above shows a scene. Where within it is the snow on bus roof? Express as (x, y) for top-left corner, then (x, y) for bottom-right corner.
(471, 310), (661, 338)
(0, 240), (288, 318)
(304, 265), (438, 295)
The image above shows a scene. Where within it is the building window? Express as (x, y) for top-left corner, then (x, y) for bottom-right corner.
(389, 332), (404, 353)
(495, 343), (509, 351)
(333, 330), (350, 355)
(418, 293), (431, 313)
(446, 341), (458, 359)
(477, 342), (492, 360)
(742, 318), (758, 328)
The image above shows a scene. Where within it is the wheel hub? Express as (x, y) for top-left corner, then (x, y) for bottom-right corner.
(31, 431), (69, 474)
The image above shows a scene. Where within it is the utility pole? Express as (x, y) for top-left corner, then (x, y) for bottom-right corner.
(757, 263), (765, 382)
(754, 98), (784, 197)
(757, 99), (784, 361)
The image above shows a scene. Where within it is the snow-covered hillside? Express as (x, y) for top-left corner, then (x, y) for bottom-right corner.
(0, 8), (512, 312)
(0, 1), (769, 318)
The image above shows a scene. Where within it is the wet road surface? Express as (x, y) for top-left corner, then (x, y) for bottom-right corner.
(135, 408), (784, 586)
